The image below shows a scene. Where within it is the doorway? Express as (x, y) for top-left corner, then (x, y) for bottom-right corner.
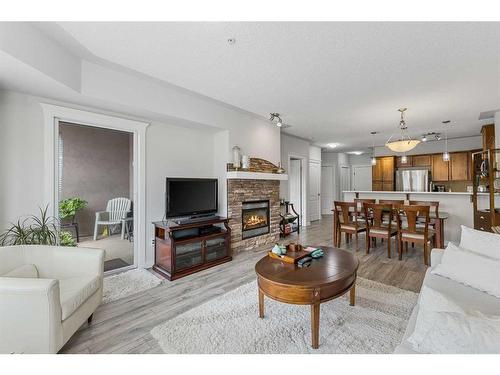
(309, 160), (321, 222)
(58, 122), (135, 272)
(321, 165), (334, 215)
(340, 165), (351, 200)
(352, 165), (372, 191)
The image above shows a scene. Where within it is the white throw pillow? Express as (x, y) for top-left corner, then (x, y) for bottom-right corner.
(460, 225), (500, 261)
(408, 287), (500, 353)
(2, 264), (38, 278)
(431, 242), (500, 298)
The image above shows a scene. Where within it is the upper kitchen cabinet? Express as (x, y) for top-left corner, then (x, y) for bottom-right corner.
(372, 156), (395, 191)
(412, 154), (431, 167)
(431, 153), (449, 181)
(449, 152), (470, 181)
(481, 124), (495, 151)
(396, 155), (412, 168)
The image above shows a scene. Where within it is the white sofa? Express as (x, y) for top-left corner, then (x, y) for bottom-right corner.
(0, 245), (104, 353)
(395, 248), (500, 353)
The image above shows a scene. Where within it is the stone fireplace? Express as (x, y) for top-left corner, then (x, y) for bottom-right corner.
(241, 200), (270, 239)
(227, 178), (281, 253)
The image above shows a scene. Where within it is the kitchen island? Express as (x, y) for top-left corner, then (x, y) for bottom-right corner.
(342, 191), (489, 244)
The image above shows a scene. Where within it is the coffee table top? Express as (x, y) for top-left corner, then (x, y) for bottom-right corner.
(255, 246), (359, 288)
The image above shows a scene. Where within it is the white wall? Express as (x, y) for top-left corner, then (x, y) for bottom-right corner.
(496, 112), (500, 149)
(374, 136), (481, 156)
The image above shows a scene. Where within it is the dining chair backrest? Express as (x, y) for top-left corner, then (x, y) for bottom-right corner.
(363, 203), (394, 231)
(334, 201), (357, 226)
(398, 205), (430, 235)
(378, 199), (405, 208)
(409, 200), (439, 218)
(354, 198), (376, 212)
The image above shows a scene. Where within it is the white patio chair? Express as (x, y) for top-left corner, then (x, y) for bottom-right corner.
(93, 197), (132, 240)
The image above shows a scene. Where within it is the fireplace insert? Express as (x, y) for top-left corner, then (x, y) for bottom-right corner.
(241, 200), (270, 239)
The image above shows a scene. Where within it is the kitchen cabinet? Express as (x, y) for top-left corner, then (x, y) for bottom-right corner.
(431, 154), (449, 181)
(412, 154), (431, 167)
(396, 156), (412, 168)
(449, 152), (470, 181)
(372, 156), (395, 191)
(481, 124), (495, 151)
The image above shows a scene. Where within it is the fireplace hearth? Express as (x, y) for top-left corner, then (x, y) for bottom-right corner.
(241, 200), (270, 239)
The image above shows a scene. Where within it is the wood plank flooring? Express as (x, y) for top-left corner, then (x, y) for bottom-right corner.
(60, 215), (427, 354)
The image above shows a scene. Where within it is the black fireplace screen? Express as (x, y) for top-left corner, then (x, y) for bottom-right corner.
(241, 200), (270, 239)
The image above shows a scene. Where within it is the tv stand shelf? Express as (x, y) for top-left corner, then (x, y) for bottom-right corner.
(152, 217), (232, 281)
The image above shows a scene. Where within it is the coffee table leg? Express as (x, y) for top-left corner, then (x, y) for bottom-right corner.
(350, 284), (356, 306)
(311, 303), (320, 349)
(258, 288), (264, 318)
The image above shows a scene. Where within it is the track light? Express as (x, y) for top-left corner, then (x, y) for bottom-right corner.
(269, 113), (283, 127)
(421, 134), (428, 142)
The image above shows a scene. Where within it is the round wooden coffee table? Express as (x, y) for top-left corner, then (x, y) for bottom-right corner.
(255, 246), (359, 349)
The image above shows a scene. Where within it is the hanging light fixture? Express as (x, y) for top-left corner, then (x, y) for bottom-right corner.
(442, 120), (450, 161)
(401, 154), (408, 164)
(370, 131), (377, 165)
(385, 108), (420, 152)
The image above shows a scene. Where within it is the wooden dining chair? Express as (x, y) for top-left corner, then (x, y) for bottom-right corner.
(396, 205), (435, 266)
(354, 198), (376, 222)
(363, 202), (398, 258)
(409, 200), (439, 228)
(333, 201), (366, 249)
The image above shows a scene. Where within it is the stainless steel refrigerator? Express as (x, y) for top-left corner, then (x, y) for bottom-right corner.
(396, 169), (430, 192)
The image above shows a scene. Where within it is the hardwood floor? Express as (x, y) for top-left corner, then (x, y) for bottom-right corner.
(60, 215), (427, 354)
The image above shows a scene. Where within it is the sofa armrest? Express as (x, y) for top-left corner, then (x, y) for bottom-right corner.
(430, 248), (445, 267)
(0, 278), (62, 353)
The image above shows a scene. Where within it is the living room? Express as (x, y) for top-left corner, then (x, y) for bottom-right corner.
(1, 1), (500, 373)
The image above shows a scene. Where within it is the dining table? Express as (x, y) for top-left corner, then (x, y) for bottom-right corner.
(335, 207), (449, 249)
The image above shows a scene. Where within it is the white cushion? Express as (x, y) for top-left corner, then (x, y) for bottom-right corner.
(431, 242), (500, 298)
(460, 225), (500, 261)
(2, 264), (38, 278)
(59, 275), (100, 320)
(408, 287), (500, 353)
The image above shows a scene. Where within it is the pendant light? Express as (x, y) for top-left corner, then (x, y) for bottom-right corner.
(370, 131), (377, 165)
(401, 154), (408, 164)
(385, 108), (420, 152)
(442, 120), (450, 161)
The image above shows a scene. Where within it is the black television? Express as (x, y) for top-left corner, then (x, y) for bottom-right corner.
(166, 178), (218, 218)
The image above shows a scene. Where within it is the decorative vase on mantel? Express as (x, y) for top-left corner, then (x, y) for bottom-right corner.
(232, 146), (241, 169)
(241, 155), (250, 170)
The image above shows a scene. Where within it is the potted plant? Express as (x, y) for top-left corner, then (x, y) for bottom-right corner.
(0, 206), (78, 247)
(59, 197), (88, 224)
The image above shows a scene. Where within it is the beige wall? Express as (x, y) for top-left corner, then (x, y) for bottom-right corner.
(59, 122), (132, 237)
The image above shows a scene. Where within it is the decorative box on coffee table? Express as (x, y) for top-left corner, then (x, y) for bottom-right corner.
(153, 217), (231, 280)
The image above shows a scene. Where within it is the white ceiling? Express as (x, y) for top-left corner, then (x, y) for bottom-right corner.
(43, 22), (500, 150)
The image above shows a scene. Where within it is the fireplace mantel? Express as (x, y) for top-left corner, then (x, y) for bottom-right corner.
(226, 171), (288, 181)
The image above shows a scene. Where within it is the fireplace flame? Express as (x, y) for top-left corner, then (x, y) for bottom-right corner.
(243, 215), (267, 229)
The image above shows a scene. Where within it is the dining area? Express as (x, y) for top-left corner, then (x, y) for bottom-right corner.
(333, 197), (449, 266)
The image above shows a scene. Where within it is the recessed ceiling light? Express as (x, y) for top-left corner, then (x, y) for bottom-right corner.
(227, 38), (236, 45)
(327, 143), (339, 148)
(348, 151), (364, 155)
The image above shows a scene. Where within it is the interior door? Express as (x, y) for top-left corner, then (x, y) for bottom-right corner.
(309, 161), (321, 222)
(352, 166), (372, 191)
(289, 159), (302, 219)
(321, 166), (334, 215)
(340, 166), (351, 198)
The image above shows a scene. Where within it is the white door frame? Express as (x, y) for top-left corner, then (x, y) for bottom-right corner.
(340, 165), (351, 200)
(287, 154), (308, 227)
(41, 103), (149, 272)
(309, 159), (322, 222)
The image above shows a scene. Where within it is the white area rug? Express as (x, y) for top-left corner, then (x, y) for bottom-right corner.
(151, 278), (418, 354)
(103, 269), (163, 304)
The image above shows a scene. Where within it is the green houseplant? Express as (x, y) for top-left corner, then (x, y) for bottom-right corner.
(0, 206), (76, 247)
(59, 197), (88, 221)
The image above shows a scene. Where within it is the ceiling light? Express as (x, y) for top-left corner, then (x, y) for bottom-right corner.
(371, 157), (377, 166)
(327, 143), (339, 149)
(401, 155), (408, 164)
(227, 38), (236, 45)
(269, 113), (283, 128)
(435, 134), (442, 141)
(385, 108), (420, 153)
(370, 131), (377, 166)
(348, 151), (364, 156)
(421, 134), (428, 142)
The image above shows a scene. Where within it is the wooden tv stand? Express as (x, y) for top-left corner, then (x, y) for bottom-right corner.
(152, 217), (231, 281)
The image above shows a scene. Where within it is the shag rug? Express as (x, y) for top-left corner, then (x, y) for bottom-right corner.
(151, 278), (418, 354)
(103, 269), (163, 304)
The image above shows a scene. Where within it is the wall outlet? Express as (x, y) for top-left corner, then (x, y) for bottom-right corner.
(151, 239), (155, 245)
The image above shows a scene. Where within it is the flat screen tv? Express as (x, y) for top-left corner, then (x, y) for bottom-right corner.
(166, 178), (218, 218)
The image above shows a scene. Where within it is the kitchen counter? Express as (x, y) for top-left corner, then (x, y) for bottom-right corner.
(341, 190), (484, 244)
